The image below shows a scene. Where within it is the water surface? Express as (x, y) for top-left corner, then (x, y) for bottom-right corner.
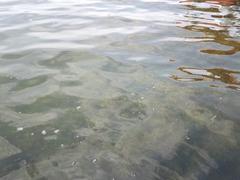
(0, 0), (240, 180)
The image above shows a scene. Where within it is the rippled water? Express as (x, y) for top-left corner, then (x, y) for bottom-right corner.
(0, 0), (239, 179)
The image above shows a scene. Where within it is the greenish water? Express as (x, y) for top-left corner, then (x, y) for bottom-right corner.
(0, 0), (240, 179)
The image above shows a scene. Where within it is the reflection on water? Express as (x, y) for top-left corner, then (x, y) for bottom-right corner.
(0, 0), (239, 180)
(212, 0), (239, 5)
(171, 67), (240, 89)
(180, 0), (240, 55)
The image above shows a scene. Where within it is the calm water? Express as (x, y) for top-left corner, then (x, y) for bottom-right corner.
(0, 0), (240, 179)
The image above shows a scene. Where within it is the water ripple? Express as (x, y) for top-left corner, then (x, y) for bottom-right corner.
(0, 0), (239, 180)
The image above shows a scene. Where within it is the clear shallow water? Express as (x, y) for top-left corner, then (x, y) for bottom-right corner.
(0, 0), (239, 179)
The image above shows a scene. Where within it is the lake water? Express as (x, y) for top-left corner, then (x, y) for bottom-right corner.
(0, 0), (239, 179)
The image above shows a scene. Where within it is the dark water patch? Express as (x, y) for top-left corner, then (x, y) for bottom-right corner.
(119, 102), (147, 120)
(189, 88), (240, 122)
(0, 114), (87, 178)
(187, 124), (240, 180)
(12, 92), (80, 114)
(154, 121), (240, 180)
(11, 75), (48, 91)
(39, 51), (76, 69)
(101, 57), (137, 73)
(0, 75), (16, 84)
(55, 109), (95, 130)
(1, 52), (28, 60)
(0, 152), (30, 177)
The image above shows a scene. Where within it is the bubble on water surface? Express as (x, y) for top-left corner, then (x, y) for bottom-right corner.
(41, 130), (47, 135)
(17, 127), (24, 131)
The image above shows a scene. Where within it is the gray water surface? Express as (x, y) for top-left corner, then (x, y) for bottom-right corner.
(0, 0), (240, 179)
